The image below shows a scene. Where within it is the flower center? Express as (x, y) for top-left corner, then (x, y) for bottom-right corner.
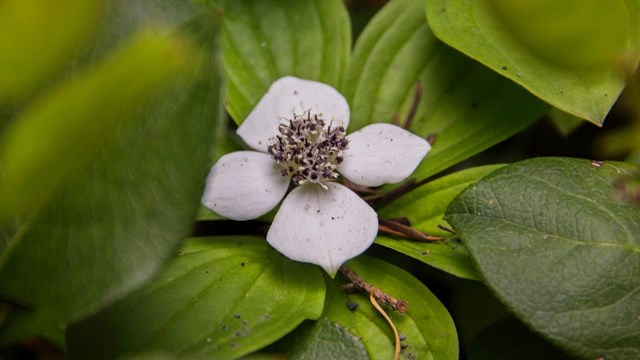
(267, 111), (348, 188)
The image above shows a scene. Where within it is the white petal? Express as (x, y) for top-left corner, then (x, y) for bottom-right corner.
(201, 151), (290, 221)
(267, 182), (378, 276)
(338, 123), (431, 187)
(237, 76), (351, 152)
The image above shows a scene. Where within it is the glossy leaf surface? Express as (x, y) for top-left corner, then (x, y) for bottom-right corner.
(324, 256), (458, 360)
(212, 0), (351, 124)
(67, 236), (326, 359)
(280, 319), (369, 360)
(425, 0), (640, 124)
(378, 165), (504, 280)
(344, 0), (547, 179)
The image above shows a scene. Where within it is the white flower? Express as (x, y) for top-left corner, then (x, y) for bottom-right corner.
(202, 76), (431, 276)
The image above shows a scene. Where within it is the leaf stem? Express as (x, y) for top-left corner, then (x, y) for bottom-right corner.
(402, 82), (422, 130)
(369, 292), (401, 360)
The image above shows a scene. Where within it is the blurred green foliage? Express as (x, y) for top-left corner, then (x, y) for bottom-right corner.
(0, 0), (102, 102)
(0, 0), (221, 347)
(0, 33), (196, 222)
(488, 0), (632, 70)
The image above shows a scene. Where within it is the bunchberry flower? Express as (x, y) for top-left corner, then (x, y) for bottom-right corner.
(202, 77), (430, 276)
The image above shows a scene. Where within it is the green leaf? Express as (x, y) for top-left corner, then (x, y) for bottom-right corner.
(0, 32), (196, 221)
(67, 236), (326, 359)
(0, 0), (102, 102)
(211, 0), (351, 124)
(446, 157), (640, 359)
(425, 0), (640, 125)
(278, 319), (368, 360)
(323, 256), (458, 360)
(343, 0), (547, 180)
(547, 108), (584, 137)
(378, 165), (504, 280)
(488, 0), (633, 70)
(469, 318), (572, 360)
(0, 8), (220, 345)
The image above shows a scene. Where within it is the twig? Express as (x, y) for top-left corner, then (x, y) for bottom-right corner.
(378, 224), (407, 238)
(437, 224), (456, 235)
(365, 179), (416, 208)
(342, 177), (382, 195)
(370, 170), (446, 210)
(425, 133), (437, 145)
(340, 265), (408, 313)
(403, 82), (423, 130)
(379, 218), (444, 242)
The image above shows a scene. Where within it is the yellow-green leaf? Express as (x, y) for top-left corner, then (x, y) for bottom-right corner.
(0, 32), (195, 221)
(0, 0), (102, 101)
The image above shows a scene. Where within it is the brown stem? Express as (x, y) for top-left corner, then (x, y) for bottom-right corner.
(425, 133), (437, 145)
(365, 179), (416, 208)
(369, 169), (447, 210)
(378, 224), (407, 238)
(340, 265), (408, 313)
(437, 224), (457, 235)
(403, 82), (423, 130)
(342, 177), (382, 195)
(379, 218), (444, 242)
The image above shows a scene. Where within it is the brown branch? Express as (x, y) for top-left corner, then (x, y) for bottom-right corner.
(437, 224), (457, 235)
(340, 265), (408, 313)
(379, 224), (407, 238)
(425, 133), (437, 145)
(370, 168), (450, 210)
(366, 179), (416, 208)
(379, 218), (444, 242)
(342, 177), (382, 195)
(403, 82), (423, 130)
